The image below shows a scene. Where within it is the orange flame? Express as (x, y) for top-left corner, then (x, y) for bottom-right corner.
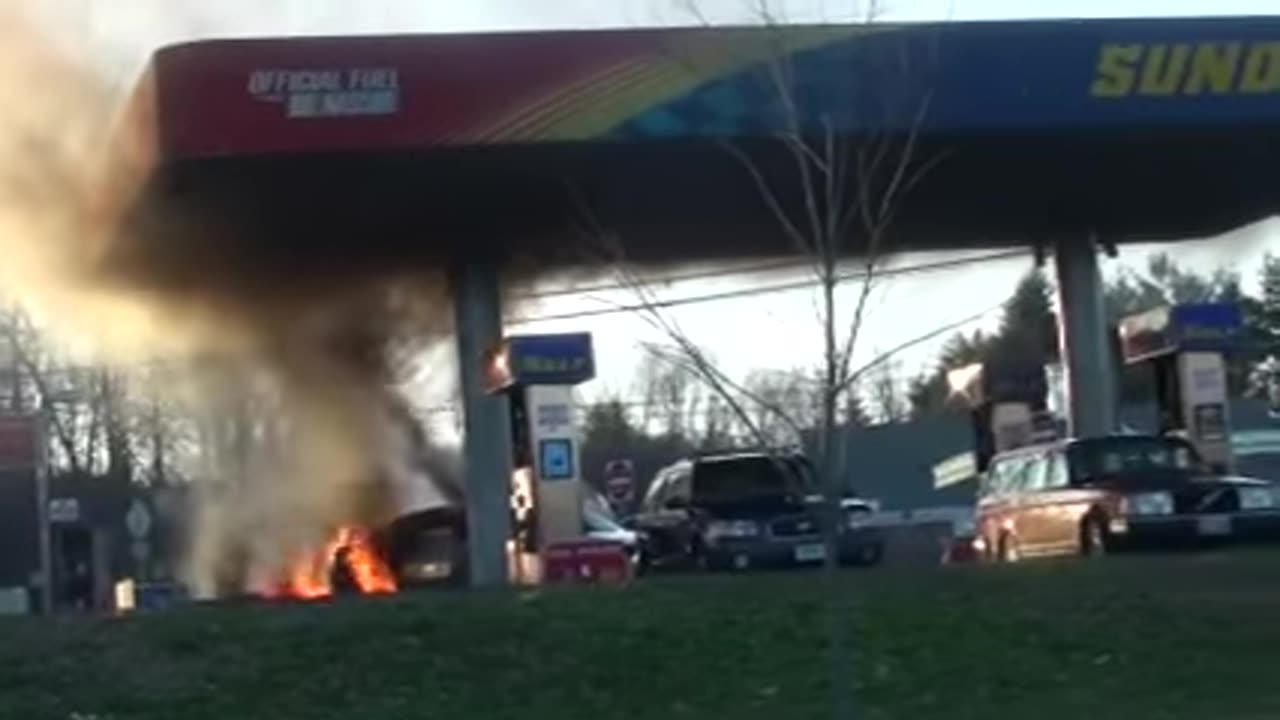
(333, 526), (398, 594)
(268, 525), (398, 599)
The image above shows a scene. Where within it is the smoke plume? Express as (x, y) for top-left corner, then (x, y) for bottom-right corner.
(0, 2), (457, 597)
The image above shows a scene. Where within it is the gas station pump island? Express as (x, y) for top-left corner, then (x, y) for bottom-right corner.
(1119, 303), (1246, 473)
(110, 16), (1280, 589)
(483, 333), (621, 583)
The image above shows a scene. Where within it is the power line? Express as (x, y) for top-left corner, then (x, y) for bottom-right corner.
(512, 257), (817, 300)
(515, 249), (1029, 304)
(420, 298), (1004, 419)
(509, 249), (1029, 325)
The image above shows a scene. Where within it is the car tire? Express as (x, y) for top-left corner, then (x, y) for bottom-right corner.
(690, 537), (712, 572)
(640, 550), (653, 575)
(852, 542), (884, 567)
(1080, 515), (1109, 559)
(997, 533), (1021, 563)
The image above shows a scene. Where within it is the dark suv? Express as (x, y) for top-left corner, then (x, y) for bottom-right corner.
(977, 433), (1280, 561)
(634, 452), (882, 571)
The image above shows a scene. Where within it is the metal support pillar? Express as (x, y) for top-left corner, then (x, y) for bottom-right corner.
(35, 407), (52, 615)
(452, 260), (513, 588)
(1053, 237), (1117, 438)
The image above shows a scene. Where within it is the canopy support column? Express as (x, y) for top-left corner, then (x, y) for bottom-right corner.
(452, 259), (513, 588)
(1053, 237), (1117, 438)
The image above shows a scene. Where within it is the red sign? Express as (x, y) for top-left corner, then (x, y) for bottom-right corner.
(140, 31), (679, 161)
(604, 460), (634, 503)
(0, 415), (37, 469)
(544, 539), (630, 585)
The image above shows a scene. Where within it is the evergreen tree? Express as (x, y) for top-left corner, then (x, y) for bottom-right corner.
(579, 394), (693, 501)
(907, 329), (998, 418)
(1257, 253), (1280, 352)
(995, 269), (1058, 363)
(1246, 254), (1280, 413)
(907, 253), (1260, 418)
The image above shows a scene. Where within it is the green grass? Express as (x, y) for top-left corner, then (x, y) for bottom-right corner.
(4, 551), (1280, 720)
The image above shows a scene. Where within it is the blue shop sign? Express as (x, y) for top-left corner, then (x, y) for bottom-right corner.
(1120, 303), (1243, 363)
(486, 333), (596, 391)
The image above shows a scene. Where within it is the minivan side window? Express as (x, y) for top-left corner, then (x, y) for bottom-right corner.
(1006, 457), (1028, 496)
(1045, 451), (1070, 489)
(985, 456), (1026, 498)
(1021, 454), (1050, 494)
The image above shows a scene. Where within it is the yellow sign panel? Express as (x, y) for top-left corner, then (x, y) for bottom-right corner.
(1091, 42), (1280, 97)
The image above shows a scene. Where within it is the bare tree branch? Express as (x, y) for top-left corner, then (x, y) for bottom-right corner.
(834, 301), (1006, 396)
(719, 140), (817, 268)
(0, 309), (81, 474)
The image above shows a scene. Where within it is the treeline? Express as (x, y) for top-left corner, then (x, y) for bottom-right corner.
(0, 306), (187, 485)
(906, 252), (1280, 418)
(579, 252), (1280, 492)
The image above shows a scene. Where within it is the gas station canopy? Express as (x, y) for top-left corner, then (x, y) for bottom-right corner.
(116, 15), (1280, 275)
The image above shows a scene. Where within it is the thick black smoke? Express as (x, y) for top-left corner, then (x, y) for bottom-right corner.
(0, 2), (465, 597)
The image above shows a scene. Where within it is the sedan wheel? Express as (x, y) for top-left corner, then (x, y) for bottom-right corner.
(1080, 517), (1108, 558)
(998, 534), (1021, 563)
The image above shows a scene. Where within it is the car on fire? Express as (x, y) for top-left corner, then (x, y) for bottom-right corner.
(632, 451), (884, 572)
(976, 433), (1280, 561)
(380, 500), (645, 588)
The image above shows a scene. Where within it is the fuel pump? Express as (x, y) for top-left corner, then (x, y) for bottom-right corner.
(948, 357), (1052, 473)
(1118, 303), (1245, 473)
(483, 333), (596, 583)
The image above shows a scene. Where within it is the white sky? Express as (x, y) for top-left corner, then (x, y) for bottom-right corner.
(31, 0), (1280, 414)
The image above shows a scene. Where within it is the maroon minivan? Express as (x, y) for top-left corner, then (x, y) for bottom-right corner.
(976, 434), (1280, 561)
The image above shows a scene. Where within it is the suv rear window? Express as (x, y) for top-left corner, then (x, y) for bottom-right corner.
(692, 456), (805, 504)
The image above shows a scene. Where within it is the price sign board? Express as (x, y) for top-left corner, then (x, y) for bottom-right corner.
(0, 415), (37, 469)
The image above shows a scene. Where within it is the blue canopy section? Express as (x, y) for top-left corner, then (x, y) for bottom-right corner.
(614, 16), (1280, 139)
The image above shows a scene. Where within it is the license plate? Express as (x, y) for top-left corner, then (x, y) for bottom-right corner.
(1197, 515), (1232, 536)
(794, 544), (826, 562)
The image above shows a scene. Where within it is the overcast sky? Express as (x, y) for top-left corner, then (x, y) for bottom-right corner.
(30, 0), (1280, 418)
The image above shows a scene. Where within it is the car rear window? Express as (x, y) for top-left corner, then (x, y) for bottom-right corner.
(692, 456), (800, 503)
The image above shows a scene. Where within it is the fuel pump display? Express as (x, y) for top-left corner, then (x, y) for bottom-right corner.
(484, 333), (598, 583)
(1119, 303), (1246, 472)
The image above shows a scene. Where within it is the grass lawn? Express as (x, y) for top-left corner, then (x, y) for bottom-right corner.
(3, 550), (1280, 720)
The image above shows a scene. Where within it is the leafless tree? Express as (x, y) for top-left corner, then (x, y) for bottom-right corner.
(741, 367), (824, 445)
(865, 354), (908, 424)
(634, 355), (703, 438)
(573, 5), (948, 718)
(580, 0), (942, 546)
(0, 303), (201, 483)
